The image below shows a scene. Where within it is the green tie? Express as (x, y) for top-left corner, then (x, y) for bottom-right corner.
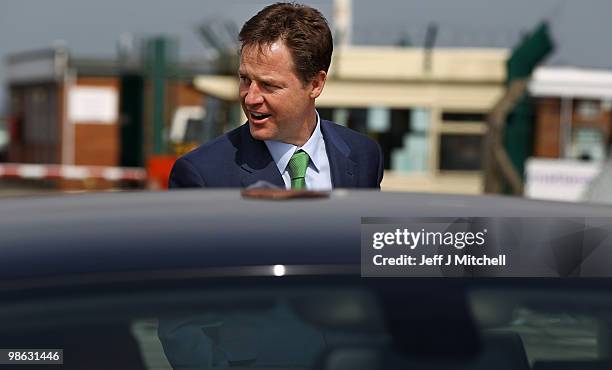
(287, 150), (309, 190)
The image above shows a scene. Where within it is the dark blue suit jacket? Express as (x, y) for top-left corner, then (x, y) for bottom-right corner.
(169, 120), (383, 189)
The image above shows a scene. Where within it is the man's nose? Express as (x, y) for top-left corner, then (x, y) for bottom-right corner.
(244, 82), (264, 106)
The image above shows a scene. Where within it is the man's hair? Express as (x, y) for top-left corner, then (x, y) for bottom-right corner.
(239, 2), (333, 84)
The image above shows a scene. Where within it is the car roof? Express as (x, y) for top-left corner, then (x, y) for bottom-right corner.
(0, 190), (611, 284)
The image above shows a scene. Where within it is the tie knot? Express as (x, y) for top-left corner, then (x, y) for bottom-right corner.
(287, 150), (309, 189)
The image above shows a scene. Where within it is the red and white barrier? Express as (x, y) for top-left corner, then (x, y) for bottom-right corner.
(0, 163), (147, 182)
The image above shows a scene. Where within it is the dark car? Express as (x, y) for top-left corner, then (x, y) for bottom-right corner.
(0, 190), (611, 370)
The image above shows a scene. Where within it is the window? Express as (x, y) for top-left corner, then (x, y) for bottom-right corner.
(442, 112), (487, 123)
(318, 106), (425, 171)
(576, 100), (600, 120)
(570, 128), (605, 161)
(439, 134), (482, 170)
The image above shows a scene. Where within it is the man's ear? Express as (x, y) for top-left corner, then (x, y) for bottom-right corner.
(309, 71), (327, 99)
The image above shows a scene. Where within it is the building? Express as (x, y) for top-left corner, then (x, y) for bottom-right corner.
(194, 46), (509, 193)
(523, 66), (612, 202)
(4, 46), (207, 189)
(529, 66), (612, 162)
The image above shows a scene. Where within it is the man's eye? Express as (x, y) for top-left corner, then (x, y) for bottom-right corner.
(239, 76), (250, 84)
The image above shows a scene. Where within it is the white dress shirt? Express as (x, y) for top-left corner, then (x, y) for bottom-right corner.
(264, 112), (333, 190)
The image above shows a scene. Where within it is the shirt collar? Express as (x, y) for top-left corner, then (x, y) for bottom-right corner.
(264, 111), (324, 174)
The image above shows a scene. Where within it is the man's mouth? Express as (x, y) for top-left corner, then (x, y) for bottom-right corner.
(250, 112), (272, 124)
(250, 112), (271, 120)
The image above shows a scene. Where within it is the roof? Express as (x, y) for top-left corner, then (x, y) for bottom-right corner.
(5, 47), (216, 84)
(528, 66), (612, 99)
(1, 190), (611, 284)
(194, 46), (507, 109)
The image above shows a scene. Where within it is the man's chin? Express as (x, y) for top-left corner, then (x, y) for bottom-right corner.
(249, 123), (277, 141)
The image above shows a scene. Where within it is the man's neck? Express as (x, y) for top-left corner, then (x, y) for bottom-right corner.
(290, 109), (318, 147)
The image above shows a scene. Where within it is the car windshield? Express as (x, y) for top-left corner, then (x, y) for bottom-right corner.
(0, 281), (610, 369)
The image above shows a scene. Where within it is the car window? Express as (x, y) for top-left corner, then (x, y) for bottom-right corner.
(0, 285), (389, 370)
(1, 282), (612, 370)
(495, 309), (598, 363)
(471, 288), (612, 369)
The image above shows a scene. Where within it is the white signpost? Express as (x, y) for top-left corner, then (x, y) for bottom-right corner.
(68, 86), (118, 124)
(524, 158), (602, 202)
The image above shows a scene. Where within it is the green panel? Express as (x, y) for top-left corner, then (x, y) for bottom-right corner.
(151, 38), (166, 155)
(119, 74), (144, 166)
(144, 37), (178, 156)
(500, 22), (554, 193)
(504, 96), (534, 179)
(507, 22), (554, 83)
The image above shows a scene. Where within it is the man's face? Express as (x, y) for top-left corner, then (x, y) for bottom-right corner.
(238, 41), (325, 145)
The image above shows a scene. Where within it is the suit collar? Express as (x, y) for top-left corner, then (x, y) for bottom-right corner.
(320, 120), (357, 188)
(236, 124), (285, 188)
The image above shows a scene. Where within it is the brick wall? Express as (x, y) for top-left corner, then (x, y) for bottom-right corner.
(533, 98), (561, 157)
(72, 77), (119, 166)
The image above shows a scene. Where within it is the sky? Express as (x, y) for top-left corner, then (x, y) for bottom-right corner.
(2, 0), (612, 111)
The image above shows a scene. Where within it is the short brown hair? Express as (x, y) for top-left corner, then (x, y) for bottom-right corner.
(239, 2), (333, 84)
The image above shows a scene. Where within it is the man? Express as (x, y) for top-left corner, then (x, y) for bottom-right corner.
(169, 2), (383, 190)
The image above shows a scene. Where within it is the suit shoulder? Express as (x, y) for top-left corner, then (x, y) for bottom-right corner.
(322, 120), (379, 149)
(321, 120), (383, 188)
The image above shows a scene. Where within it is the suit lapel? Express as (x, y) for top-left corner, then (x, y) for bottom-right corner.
(235, 121), (356, 189)
(235, 124), (285, 188)
(321, 120), (357, 188)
